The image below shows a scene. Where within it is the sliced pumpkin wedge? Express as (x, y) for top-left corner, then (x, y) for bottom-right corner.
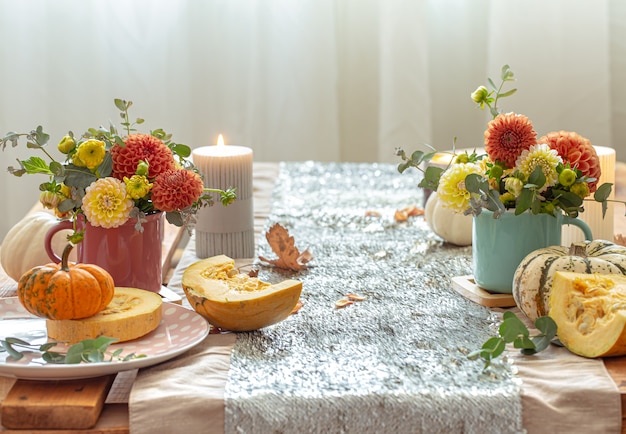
(46, 287), (162, 344)
(549, 271), (626, 358)
(182, 255), (302, 331)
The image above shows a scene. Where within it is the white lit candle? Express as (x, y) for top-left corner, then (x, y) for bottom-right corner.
(562, 145), (615, 245)
(192, 134), (255, 258)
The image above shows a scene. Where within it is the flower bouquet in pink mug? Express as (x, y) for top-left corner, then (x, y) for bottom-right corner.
(1, 99), (237, 291)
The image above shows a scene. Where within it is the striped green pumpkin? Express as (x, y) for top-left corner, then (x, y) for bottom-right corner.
(512, 240), (626, 321)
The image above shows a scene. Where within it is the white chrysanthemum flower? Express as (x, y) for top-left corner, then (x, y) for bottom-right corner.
(436, 163), (483, 213)
(515, 143), (562, 192)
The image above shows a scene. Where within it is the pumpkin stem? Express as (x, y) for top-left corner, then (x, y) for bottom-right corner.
(61, 243), (74, 271)
(568, 243), (587, 258)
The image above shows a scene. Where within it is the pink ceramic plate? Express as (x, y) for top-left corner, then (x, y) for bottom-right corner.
(0, 297), (209, 380)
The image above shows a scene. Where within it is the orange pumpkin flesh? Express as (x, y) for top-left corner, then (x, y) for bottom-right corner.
(17, 244), (115, 320)
(182, 255), (302, 331)
(549, 271), (626, 358)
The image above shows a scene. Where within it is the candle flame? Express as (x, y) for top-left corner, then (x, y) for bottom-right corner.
(217, 134), (225, 147)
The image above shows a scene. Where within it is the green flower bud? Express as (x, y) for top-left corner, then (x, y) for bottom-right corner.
(542, 202), (556, 215)
(489, 164), (503, 180)
(504, 177), (524, 197)
(39, 191), (60, 209)
(471, 86), (489, 104)
(57, 135), (76, 154)
(570, 182), (590, 199)
(136, 160), (149, 176)
(454, 153), (469, 164)
(558, 168), (577, 187)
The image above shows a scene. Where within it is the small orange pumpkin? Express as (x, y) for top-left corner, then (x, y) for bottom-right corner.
(17, 244), (115, 320)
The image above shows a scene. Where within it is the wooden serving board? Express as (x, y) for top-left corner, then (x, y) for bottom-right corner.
(451, 275), (516, 308)
(0, 375), (115, 430)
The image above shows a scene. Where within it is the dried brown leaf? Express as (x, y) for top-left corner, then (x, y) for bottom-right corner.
(291, 300), (304, 314)
(335, 298), (354, 309)
(615, 234), (626, 247)
(258, 223), (312, 271)
(395, 205), (424, 222)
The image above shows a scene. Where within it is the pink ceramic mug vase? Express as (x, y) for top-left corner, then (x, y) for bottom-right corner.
(44, 212), (164, 293)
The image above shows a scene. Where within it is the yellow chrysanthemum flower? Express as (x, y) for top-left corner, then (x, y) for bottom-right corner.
(123, 175), (153, 200)
(515, 143), (562, 193)
(76, 139), (106, 170)
(436, 163), (483, 213)
(82, 177), (134, 228)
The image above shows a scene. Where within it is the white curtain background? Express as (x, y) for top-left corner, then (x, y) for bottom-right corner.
(1, 0), (624, 240)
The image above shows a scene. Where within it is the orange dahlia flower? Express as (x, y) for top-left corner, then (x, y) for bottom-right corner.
(538, 131), (601, 192)
(111, 133), (176, 180)
(484, 113), (537, 168)
(151, 169), (204, 212)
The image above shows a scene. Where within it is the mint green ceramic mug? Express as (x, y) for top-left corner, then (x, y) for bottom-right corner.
(472, 210), (593, 293)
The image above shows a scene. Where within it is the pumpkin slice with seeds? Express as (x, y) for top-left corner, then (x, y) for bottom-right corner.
(46, 287), (162, 344)
(182, 255), (302, 331)
(549, 271), (626, 358)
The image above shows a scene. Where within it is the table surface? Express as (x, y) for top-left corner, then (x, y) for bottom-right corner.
(0, 161), (625, 433)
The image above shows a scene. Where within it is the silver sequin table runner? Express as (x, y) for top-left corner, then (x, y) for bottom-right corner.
(225, 161), (522, 433)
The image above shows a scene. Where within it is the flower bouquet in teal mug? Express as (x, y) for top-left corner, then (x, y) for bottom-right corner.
(397, 65), (623, 293)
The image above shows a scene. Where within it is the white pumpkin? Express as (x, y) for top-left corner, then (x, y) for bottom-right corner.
(0, 212), (76, 281)
(424, 191), (472, 246)
(513, 240), (626, 321)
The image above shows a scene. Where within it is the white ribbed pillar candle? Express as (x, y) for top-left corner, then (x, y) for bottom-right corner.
(192, 136), (254, 259)
(561, 146), (615, 245)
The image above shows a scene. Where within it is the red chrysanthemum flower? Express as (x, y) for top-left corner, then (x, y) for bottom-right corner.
(151, 169), (204, 212)
(110, 133), (176, 180)
(484, 113), (537, 168)
(538, 130), (601, 192)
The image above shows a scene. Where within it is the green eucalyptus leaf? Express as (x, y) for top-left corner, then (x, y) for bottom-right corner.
(498, 88), (517, 98)
(1, 340), (24, 360)
(86, 349), (105, 363)
(527, 165), (546, 189)
(93, 336), (118, 352)
(39, 342), (58, 352)
(397, 162), (410, 174)
(64, 165), (97, 190)
(97, 153), (113, 177)
(114, 98), (127, 111)
(516, 189), (533, 215)
(166, 211), (184, 226)
(5, 337), (31, 346)
(464, 173), (484, 194)
(49, 161), (65, 176)
(554, 190), (583, 209)
(530, 334), (552, 353)
(594, 183), (612, 202)
(418, 166), (443, 190)
(499, 313), (529, 342)
(34, 126), (50, 146)
(65, 342), (87, 364)
(58, 198), (80, 212)
(481, 337), (506, 361)
(114, 136), (126, 147)
(172, 143), (191, 158)
(535, 316), (558, 337)
(513, 335), (535, 350)
(42, 351), (66, 363)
